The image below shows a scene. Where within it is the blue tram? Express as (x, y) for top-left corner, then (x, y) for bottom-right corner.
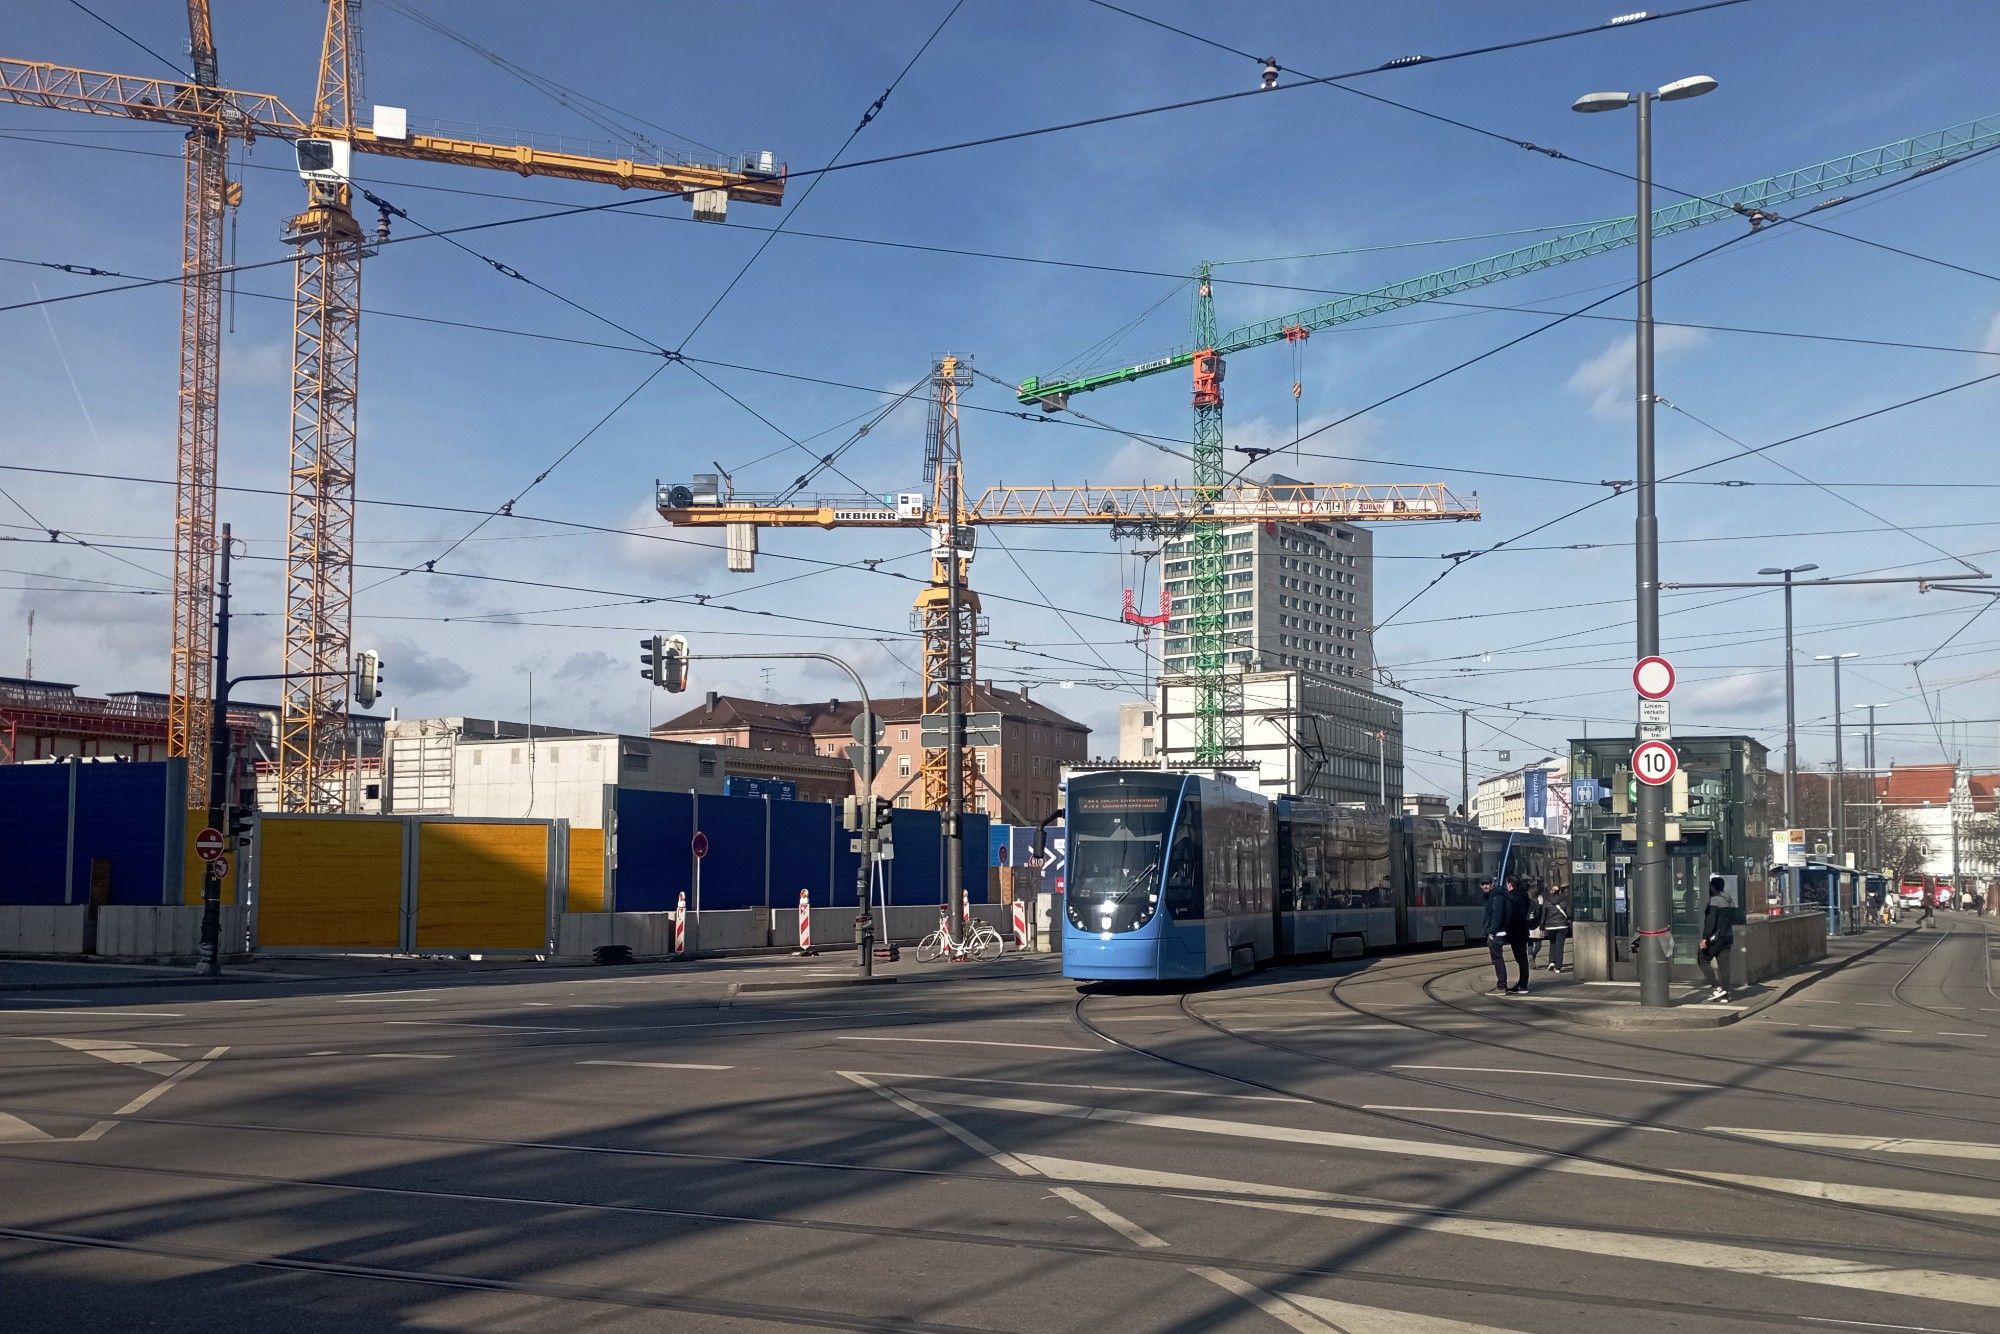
(1063, 769), (1566, 983)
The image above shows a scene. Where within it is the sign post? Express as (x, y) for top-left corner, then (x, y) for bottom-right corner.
(690, 830), (708, 954)
(1631, 655), (1676, 1009)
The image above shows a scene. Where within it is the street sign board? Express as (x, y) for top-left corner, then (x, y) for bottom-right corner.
(920, 711), (1003, 749)
(691, 831), (709, 860)
(1638, 698), (1670, 740)
(846, 744), (890, 774)
(205, 852), (230, 879)
(195, 827), (226, 862)
(851, 711), (884, 746)
(1632, 739), (1679, 786)
(1633, 656), (1675, 700)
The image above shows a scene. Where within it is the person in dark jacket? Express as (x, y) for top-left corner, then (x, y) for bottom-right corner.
(1698, 875), (1735, 1001)
(1503, 877), (1534, 994)
(1541, 885), (1573, 972)
(1479, 879), (1510, 993)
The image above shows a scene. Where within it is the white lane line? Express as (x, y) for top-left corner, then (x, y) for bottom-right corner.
(1853, 1002), (1891, 1007)
(1195, 1195), (2000, 1312)
(910, 1089), (2000, 1219)
(47, 1038), (183, 1068)
(577, 1060), (732, 1072)
(359, 1053), (455, 1060)
(857, 1071), (1304, 1104)
(1708, 1127), (2000, 1162)
(1869, 1029), (1917, 1035)
(0, 1113), (53, 1143)
(75, 1046), (227, 1143)
(380, 1032), (580, 1040)
(1286, 1296), (1527, 1334)
(1220, 1022), (1405, 1032)
(1391, 1064), (1714, 1090)
(334, 997), (437, 1004)
(840, 1073), (1338, 1331)
(0, 1010), (184, 1018)
(1940, 1031), (1988, 1038)
(834, 1035), (1098, 1053)
(1363, 1106), (1675, 1133)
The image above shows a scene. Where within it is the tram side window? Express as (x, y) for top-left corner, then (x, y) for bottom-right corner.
(1164, 796), (1203, 920)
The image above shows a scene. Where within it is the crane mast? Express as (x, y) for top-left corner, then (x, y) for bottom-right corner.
(917, 356), (980, 814)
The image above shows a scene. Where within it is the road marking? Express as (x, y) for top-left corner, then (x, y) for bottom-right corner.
(384, 1032), (584, 1040)
(0, 1010), (184, 1018)
(840, 1072), (1340, 1332)
(47, 1038), (184, 1068)
(1194, 1196), (2000, 1311)
(1869, 1029), (1916, 1035)
(1708, 1127), (2000, 1162)
(1363, 1106), (1674, 1132)
(1853, 1002), (1891, 1007)
(909, 1089), (2000, 1219)
(1940, 1031), (1987, 1038)
(334, 997), (437, 1004)
(1286, 1297), (1527, 1334)
(358, 1053), (455, 1060)
(1220, 1022), (1406, 1032)
(0, 1112), (53, 1143)
(75, 1046), (227, 1143)
(860, 1071), (1305, 1104)
(577, 1060), (732, 1072)
(834, 1035), (1098, 1053)
(1391, 1064), (1714, 1089)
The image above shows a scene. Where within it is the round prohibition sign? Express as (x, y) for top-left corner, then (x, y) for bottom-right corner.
(1633, 655), (1675, 700)
(1632, 739), (1679, 786)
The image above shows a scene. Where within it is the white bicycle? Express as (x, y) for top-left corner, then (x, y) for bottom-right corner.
(917, 920), (1005, 963)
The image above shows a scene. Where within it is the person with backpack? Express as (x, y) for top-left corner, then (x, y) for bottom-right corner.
(1480, 879), (1511, 994)
(1698, 875), (1736, 1002)
(1541, 885), (1573, 972)
(1503, 877), (1534, 995)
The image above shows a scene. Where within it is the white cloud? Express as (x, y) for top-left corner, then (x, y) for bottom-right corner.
(1566, 327), (1707, 420)
(1679, 670), (1784, 713)
(1981, 310), (2000, 355)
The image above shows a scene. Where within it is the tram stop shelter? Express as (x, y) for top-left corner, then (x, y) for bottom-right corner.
(1565, 735), (1825, 988)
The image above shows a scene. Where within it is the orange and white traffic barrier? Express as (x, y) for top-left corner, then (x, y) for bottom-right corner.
(1012, 898), (1030, 949)
(795, 889), (815, 956)
(673, 891), (687, 954)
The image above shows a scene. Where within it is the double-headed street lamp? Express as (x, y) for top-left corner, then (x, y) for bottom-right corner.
(1759, 563), (1818, 824)
(1572, 73), (1717, 1009)
(1815, 652), (1859, 862)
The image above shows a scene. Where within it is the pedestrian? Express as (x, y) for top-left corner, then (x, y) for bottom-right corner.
(1698, 874), (1735, 1002)
(1541, 884), (1572, 972)
(1479, 878), (1510, 994)
(1503, 876), (1534, 995)
(1525, 884), (1547, 967)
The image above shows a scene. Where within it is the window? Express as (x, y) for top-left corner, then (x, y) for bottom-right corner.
(472, 751), (483, 768)
(364, 782), (380, 800)
(622, 748), (650, 774)
(1142, 711), (1154, 726)
(897, 795), (912, 808)
(975, 751), (987, 772)
(899, 728), (909, 742)
(1141, 738), (1154, 758)
(973, 795), (988, 813)
(699, 757), (715, 776)
(898, 755), (912, 777)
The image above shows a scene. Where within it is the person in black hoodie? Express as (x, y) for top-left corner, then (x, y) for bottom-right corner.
(1503, 877), (1534, 994)
(1698, 875), (1736, 1001)
(1479, 879), (1510, 994)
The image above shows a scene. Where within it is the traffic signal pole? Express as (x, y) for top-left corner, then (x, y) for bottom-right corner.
(200, 524), (234, 977)
(669, 648), (881, 976)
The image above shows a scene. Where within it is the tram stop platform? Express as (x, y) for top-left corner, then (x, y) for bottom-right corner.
(1443, 924), (1917, 1030)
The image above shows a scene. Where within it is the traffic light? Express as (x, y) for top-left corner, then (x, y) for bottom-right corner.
(639, 635), (664, 685)
(873, 797), (894, 830)
(353, 650), (383, 709)
(661, 634), (689, 693)
(841, 795), (862, 832)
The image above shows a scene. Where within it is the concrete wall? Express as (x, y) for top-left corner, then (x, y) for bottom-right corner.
(98, 905), (247, 960)
(0, 905), (90, 956)
(1739, 913), (1828, 984)
(554, 903), (1011, 960)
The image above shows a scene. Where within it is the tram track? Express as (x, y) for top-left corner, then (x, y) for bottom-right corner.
(1885, 918), (2000, 1036)
(1069, 989), (2000, 1246)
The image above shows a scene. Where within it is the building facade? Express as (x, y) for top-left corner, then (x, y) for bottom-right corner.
(1875, 763), (2000, 878)
(1471, 755), (1571, 835)
(654, 685), (1089, 823)
(1153, 668), (1402, 808)
(1117, 700), (1157, 763)
(1159, 476), (1375, 685)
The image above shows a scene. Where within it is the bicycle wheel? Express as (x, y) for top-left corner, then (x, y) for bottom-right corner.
(973, 926), (1004, 961)
(916, 930), (945, 963)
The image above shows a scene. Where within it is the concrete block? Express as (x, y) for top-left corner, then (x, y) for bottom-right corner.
(0, 906), (90, 956)
(97, 905), (245, 960)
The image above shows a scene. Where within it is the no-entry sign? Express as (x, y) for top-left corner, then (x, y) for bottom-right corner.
(1632, 739), (1680, 786)
(691, 830), (709, 860)
(1633, 656), (1675, 700)
(195, 827), (226, 862)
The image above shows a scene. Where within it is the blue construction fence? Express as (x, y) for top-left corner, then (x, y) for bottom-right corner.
(610, 788), (990, 912)
(989, 822), (1067, 893)
(0, 759), (188, 906)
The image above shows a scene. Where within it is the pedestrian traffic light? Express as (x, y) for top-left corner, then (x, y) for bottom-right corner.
(353, 649), (383, 708)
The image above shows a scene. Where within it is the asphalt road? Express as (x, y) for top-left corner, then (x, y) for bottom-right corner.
(2, 919), (1999, 1332)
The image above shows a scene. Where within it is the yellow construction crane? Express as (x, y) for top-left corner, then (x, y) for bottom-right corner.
(657, 355), (1480, 815)
(2, 3), (783, 811)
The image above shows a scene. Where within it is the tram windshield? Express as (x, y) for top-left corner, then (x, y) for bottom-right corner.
(1069, 785), (1176, 905)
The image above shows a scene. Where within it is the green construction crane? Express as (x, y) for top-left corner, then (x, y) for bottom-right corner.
(1022, 113), (2000, 765)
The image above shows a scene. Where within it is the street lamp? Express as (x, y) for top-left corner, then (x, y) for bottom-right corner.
(1574, 74), (1718, 1009)
(1814, 652), (1859, 864)
(1759, 563), (1818, 825)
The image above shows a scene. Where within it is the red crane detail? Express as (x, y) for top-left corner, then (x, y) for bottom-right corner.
(1122, 588), (1172, 628)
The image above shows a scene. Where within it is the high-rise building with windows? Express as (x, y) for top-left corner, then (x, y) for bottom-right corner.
(1159, 476), (1375, 684)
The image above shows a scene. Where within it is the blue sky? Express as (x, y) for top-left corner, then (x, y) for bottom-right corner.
(4, 0), (1998, 795)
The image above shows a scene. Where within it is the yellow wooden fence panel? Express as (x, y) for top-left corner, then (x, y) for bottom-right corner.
(567, 827), (605, 914)
(256, 818), (404, 949)
(415, 822), (548, 952)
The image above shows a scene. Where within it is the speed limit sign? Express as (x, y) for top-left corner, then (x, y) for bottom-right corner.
(1632, 739), (1679, 786)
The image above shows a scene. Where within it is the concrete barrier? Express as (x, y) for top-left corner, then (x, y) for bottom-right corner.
(555, 912), (670, 959)
(97, 905), (247, 960)
(0, 906), (90, 957)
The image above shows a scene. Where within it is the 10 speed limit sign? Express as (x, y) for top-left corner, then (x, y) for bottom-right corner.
(1632, 739), (1679, 786)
